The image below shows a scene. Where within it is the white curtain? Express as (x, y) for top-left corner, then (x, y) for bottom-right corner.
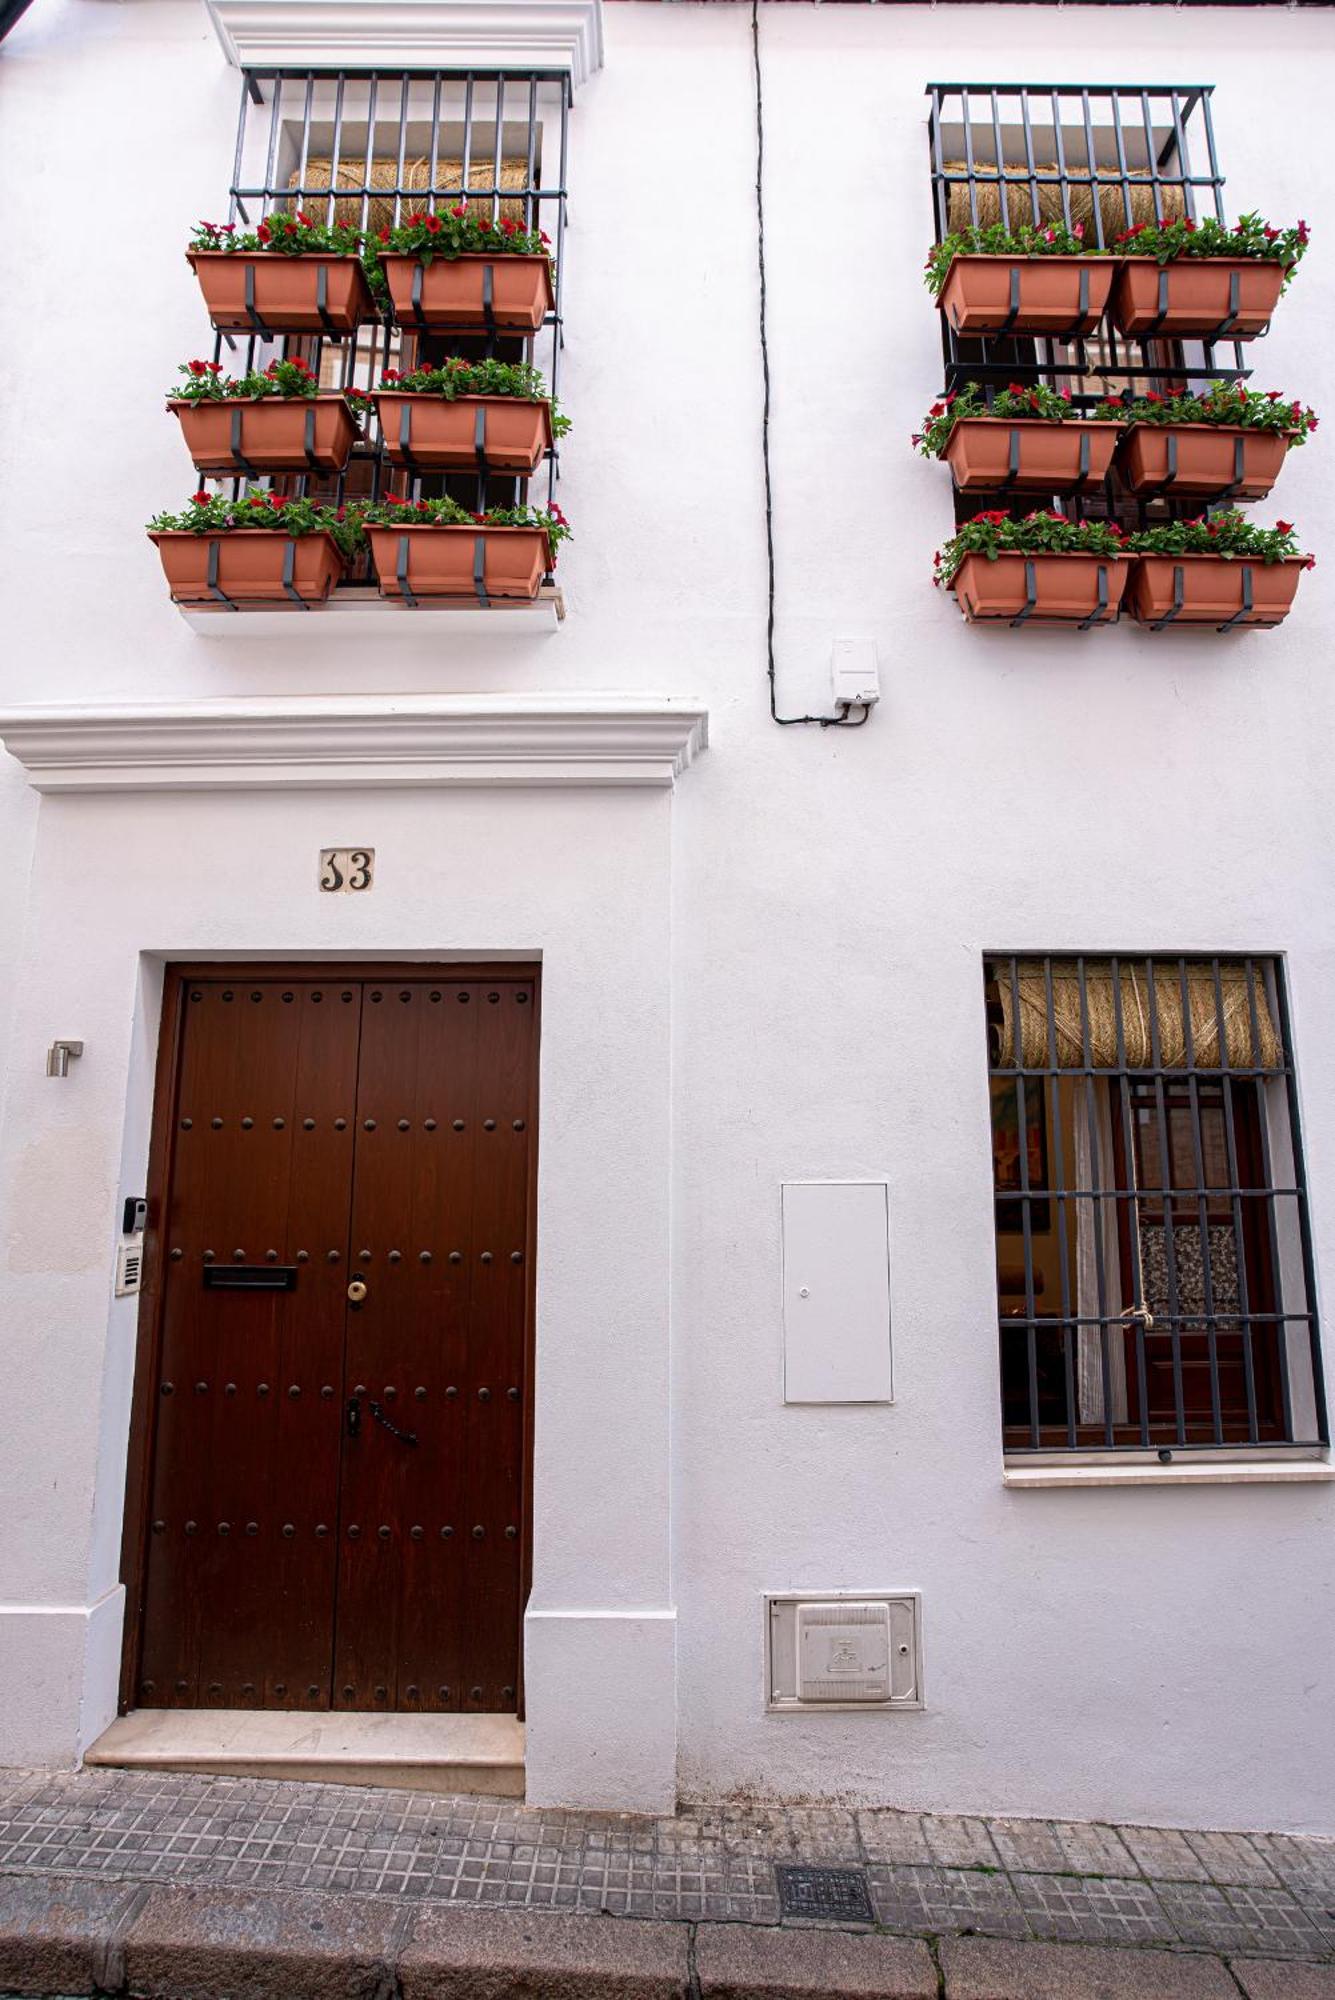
(1074, 1081), (1128, 1427)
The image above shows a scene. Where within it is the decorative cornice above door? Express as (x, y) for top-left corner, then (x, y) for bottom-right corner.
(204, 0), (605, 88)
(0, 695), (707, 794)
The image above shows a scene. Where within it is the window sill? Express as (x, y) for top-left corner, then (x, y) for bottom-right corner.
(176, 584), (564, 640)
(1004, 1459), (1335, 1489)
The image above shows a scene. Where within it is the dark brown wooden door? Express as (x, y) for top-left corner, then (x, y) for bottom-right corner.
(130, 971), (537, 1714)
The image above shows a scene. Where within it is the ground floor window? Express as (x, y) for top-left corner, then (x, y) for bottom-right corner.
(985, 955), (1327, 1455)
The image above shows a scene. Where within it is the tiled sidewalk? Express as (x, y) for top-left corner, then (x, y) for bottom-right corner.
(0, 1765), (1333, 1970)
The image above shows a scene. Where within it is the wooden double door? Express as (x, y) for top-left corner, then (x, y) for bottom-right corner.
(122, 968), (538, 1714)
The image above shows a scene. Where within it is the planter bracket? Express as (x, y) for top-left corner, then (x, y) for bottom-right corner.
(474, 404), (491, 485)
(206, 540), (239, 612)
(303, 403), (322, 471)
(1009, 560), (1038, 628)
(1216, 562), (1256, 632)
(473, 535), (491, 609)
(396, 399), (420, 472)
(1076, 563), (1112, 631)
(242, 261), (271, 337)
(1140, 265), (1243, 344)
(1148, 564), (1186, 631)
(395, 533), (419, 608)
(280, 538), (310, 609)
(228, 405), (258, 479)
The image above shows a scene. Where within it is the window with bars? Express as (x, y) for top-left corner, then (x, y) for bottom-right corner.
(925, 83), (1250, 527)
(206, 66), (568, 582)
(985, 955), (1327, 1457)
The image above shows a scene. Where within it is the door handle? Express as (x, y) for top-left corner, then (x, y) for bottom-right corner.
(347, 1278), (368, 1306)
(346, 1396), (361, 1438)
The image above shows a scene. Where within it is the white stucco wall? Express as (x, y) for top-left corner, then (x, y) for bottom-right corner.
(1, 0), (1334, 1830)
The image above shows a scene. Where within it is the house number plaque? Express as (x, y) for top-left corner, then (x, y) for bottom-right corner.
(320, 848), (375, 893)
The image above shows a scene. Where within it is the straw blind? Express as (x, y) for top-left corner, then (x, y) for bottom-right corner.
(994, 961), (1283, 1071)
(945, 165), (1186, 238)
(290, 157), (532, 235)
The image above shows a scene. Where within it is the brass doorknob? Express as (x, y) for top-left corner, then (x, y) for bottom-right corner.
(347, 1279), (368, 1304)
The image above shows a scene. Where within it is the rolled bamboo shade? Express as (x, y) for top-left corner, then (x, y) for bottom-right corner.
(290, 157), (531, 235)
(945, 164), (1187, 238)
(994, 961), (1283, 1072)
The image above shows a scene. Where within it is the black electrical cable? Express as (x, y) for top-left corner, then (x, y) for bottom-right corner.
(752, 0), (869, 730)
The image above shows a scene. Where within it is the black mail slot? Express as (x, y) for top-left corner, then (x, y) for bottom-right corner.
(203, 1266), (298, 1292)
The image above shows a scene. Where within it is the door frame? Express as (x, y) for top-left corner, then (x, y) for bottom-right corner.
(116, 959), (542, 1716)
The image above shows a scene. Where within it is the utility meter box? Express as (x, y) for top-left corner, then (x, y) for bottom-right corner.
(766, 1591), (922, 1712)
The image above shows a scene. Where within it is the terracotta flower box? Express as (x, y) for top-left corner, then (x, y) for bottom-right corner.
(1115, 423), (1290, 500)
(1127, 554), (1306, 629)
(169, 395), (362, 475)
(936, 255), (1116, 336)
(367, 524), (552, 604)
(375, 393), (552, 474)
(381, 253), (554, 333)
(944, 418), (1120, 494)
(149, 529), (346, 607)
(187, 251), (375, 334)
(951, 550), (1129, 625)
(1110, 258), (1285, 340)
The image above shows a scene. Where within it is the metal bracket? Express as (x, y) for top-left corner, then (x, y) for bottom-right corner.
(1069, 425), (1093, 493)
(369, 1399), (418, 1447)
(409, 259), (427, 328)
(1149, 563), (1186, 632)
(474, 403), (490, 479)
(206, 540), (238, 611)
(1076, 563), (1111, 631)
(228, 405), (257, 478)
(1218, 431), (1247, 501)
(242, 261), (271, 337)
(302, 403), (321, 471)
(1141, 265), (1171, 339)
(473, 534), (491, 608)
(1009, 558), (1038, 628)
(396, 398), (420, 471)
(314, 261), (338, 338)
(280, 538), (310, 609)
(396, 532), (418, 607)
(482, 261), (497, 345)
(1217, 562), (1255, 632)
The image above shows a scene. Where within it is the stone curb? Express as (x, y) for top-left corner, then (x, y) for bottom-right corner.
(4, 1869), (1335, 1999)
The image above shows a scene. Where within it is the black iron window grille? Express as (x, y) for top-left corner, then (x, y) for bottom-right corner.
(204, 66), (569, 575)
(926, 84), (1253, 527)
(985, 954), (1327, 1457)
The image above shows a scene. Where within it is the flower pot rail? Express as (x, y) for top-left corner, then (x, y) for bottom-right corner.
(200, 536), (313, 611)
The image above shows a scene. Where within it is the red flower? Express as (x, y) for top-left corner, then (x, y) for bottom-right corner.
(451, 203), (468, 219)
(1144, 391), (1163, 403)
(256, 222), (272, 243)
(408, 211), (426, 226)
(1309, 417), (1320, 431)
(416, 498), (430, 511)
(188, 359), (209, 375)
(472, 511), (488, 524)
(296, 210), (312, 225)
(192, 490), (210, 505)
(1182, 217), (1197, 233)
(381, 369), (401, 384)
(501, 218), (518, 236)
(1266, 390), (1283, 402)
(425, 214), (441, 234)
(247, 493), (267, 505)
(1298, 220), (1311, 245)
(1276, 520), (1294, 535)
(540, 230), (551, 246)
(378, 226), (391, 244)
(928, 402), (944, 419)
(218, 223), (235, 234)
(208, 361), (222, 374)
(1264, 226), (1279, 242)
(270, 493), (288, 507)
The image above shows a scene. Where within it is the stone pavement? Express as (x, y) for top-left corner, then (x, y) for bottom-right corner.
(0, 1764), (1333, 1995)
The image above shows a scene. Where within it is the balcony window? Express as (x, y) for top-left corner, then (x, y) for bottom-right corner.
(985, 955), (1327, 1458)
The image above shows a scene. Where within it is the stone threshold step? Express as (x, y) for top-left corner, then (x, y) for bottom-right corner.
(85, 1709), (524, 1798)
(4, 1874), (1320, 1999)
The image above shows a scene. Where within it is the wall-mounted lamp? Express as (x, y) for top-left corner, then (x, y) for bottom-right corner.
(46, 1040), (84, 1079)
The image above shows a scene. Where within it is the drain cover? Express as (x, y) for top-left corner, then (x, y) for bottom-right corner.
(775, 1864), (874, 1923)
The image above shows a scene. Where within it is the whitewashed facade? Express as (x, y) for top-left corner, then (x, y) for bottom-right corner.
(1, 0), (1334, 1833)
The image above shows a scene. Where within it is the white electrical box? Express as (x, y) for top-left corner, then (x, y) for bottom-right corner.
(798, 1601), (891, 1702)
(766, 1592), (923, 1713)
(781, 1180), (891, 1403)
(831, 637), (880, 708)
(115, 1237), (144, 1298)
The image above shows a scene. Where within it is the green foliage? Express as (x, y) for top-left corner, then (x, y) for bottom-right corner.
(191, 214), (366, 258)
(1124, 510), (1310, 566)
(924, 220), (1098, 297)
(375, 207), (551, 263)
(148, 489), (364, 563)
(914, 381), (1120, 458)
(1115, 211), (1310, 278)
(168, 356), (370, 413)
(1103, 380), (1317, 444)
(354, 492), (572, 553)
(379, 357), (569, 438)
(933, 509), (1126, 587)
